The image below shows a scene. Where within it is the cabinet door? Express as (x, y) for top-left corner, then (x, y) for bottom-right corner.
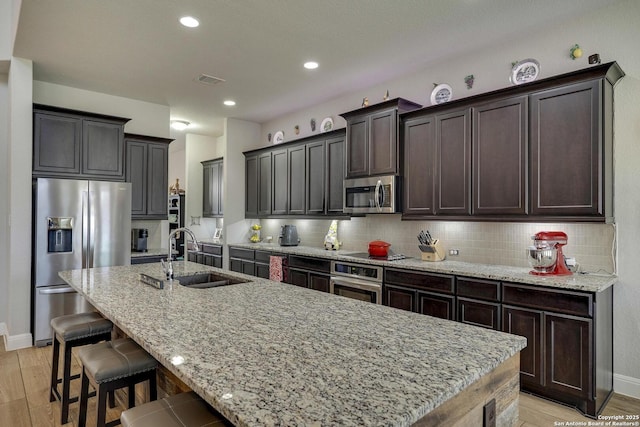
(217, 162), (224, 215)
(384, 285), (415, 312)
(545, 313), (592, 399)
(346, 115), (368, 178)
(306, 141), (326, 214)
(309, 272), (330, 293)
(126, 141), (147, 217)
(242, 261), (256, 276)
(403, 116), (436, 215)
(245, 155), (258, 217)
(369, 108), (397, 176)
(33, 112), (82, 175)
(230, 258), (243, 273)
(289, 269), (308, 288)
(418, 291), (456, 320)
(202, 162), (214, 217)
(288, 146), (306, 214)
(530, 80), (602, 216)
(473, 97), (527, 215)
(82, 119), (125, 178)
(258, 152), (272, 216)
(255, 263), (271, 279)
(271, 149), (288, 215)
(435, 109), (471, 215)
(146, 143), (168, 217)
(503, 305), (543, 387)
(326, 137), (345, 213)
(458, 298), (501, 330)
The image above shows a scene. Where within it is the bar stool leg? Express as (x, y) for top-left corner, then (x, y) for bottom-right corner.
(149, 373), (157, 401)
(49, 335), (60, 402)
(61, 341), (74, 424)
(96, 383), (108, 427)
(78, 368), (90, 427)
(128, 383), (136, 408)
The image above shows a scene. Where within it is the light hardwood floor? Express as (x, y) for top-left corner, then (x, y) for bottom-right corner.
(2, 340), (639, 426)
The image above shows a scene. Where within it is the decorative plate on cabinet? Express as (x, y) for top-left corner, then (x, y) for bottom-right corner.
(320, 117), (333, 132)
(510, 59), (540, 85)
(273, 130), (284, 144)
(430, 83), (453, 105)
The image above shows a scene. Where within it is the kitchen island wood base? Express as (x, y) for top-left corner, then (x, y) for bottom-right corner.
(415, 354), (520, 426)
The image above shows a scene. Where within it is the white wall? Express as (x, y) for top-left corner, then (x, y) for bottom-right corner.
(259, 0), (640, 395)
(0, 73), (8, 333)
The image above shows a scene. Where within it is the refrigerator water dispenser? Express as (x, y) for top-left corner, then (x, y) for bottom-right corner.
(47, 217), (73, 253)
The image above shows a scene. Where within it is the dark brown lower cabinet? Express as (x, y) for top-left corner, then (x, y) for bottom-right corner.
(384, 285), (415, 312)
(287, 255), (331, 293)
(502, 306), (543, 387)
(417, 291), (456, 320)
(457, 297), (500, 330)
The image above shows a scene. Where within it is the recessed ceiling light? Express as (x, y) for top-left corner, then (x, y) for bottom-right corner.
(179, 16), (199, 28)
(304, 61), (319, 70)
(171, 120), (190, 131)
(223, 100), (236, 106)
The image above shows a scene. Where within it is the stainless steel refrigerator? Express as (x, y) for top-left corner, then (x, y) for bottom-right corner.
(32, 178), (131, 346)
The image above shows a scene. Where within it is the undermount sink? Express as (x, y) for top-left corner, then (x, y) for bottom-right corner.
(174, 272), (247, 289)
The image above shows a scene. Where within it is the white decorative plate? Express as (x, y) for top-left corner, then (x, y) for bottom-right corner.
(510, 59), (540, 85)
(273, 130), (284, 144)
(430, 83), (453, 105)
(320, 117), (333, 133)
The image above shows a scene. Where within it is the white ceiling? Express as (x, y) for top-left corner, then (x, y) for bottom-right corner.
(13, 0), (621, 137)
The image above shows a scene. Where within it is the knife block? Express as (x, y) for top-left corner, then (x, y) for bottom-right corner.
(420, 240), (446, 262)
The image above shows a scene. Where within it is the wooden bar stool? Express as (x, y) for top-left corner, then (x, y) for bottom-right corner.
(50, 312), (113, 424)
(120, 392), (229, 427)
(78, 337), (158, 427)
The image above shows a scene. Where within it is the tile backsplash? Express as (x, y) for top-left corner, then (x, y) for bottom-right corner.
(256, 216), (616, 274)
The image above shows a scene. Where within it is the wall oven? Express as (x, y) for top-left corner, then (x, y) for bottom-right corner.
(330, 261), (383, 304)
(343, 175), (399, 214)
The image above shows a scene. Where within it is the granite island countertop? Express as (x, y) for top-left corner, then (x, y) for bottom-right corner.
(229, 243), (616, 293)
(60, 262), (526, 427)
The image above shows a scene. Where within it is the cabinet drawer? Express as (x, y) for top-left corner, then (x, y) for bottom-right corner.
(503, 283), (593, 317)
(457, 278), (500, 302)
(384, 268), (454, 294)
(229, 247), (254, 260)
(288, 255), (330, 273)
(201, 244), (222, 255)
(255, 250), (278, 263)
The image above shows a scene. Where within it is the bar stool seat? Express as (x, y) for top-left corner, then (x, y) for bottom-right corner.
(50, 312), (113, 424)
(78, 338), (158, 427)
(121, 392), (228, 427)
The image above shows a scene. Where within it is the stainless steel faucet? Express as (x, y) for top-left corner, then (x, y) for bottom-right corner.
(161, 227), (199, 279)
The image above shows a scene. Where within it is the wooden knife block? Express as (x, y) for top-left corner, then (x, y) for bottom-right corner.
(420, 241), (446, 262)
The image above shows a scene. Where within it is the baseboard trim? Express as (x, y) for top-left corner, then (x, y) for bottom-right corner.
(0, 322), (33, 351)
(614, 373), (640, 399)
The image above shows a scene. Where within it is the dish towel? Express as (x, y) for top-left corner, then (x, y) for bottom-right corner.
(269, 256), (283, 282)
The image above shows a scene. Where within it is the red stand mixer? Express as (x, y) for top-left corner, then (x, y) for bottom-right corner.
(527, 231), (572, 276)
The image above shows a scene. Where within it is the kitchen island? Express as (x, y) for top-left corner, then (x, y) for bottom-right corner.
(60, 262), (526, 426)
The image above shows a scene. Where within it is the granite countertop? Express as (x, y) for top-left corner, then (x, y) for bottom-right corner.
(229, 243), (616, 293)
(131, 248), (169, 258)
(60, 262), (526, 427)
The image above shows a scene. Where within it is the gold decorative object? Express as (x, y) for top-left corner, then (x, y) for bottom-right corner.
(362, 97), (369, 107)
(169, 178), (185, 195)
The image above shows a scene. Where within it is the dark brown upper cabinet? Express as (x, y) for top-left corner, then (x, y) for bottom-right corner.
(530, 80), (603, 218)
(340, 98), (421, 179)
(401, 62), (623, 222)
(244, 130), (346, 218)
(33, 104), (130, 180)
(472, 96), (528, 215)
(402, 107), (471, 217)
(125, 134), (172, 219)
(202, 157), (223, 218)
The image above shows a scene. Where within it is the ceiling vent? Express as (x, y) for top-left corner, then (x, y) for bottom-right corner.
(196, 74), (226, 85)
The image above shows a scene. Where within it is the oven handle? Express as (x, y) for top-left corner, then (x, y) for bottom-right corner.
(330, 276), (382, 293)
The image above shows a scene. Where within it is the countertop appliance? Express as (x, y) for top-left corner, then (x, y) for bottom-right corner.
(131, 228), (148, 252)
(347, 251), (408, 262)
(279, 225), (300, 246)
(343, 175), (399, 214)
(32, 178), (131, 346)
(527, 231), (572, 276)
(330, 260), (383, 304)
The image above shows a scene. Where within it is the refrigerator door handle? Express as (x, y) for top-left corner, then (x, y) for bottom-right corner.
(82, 190), (89, 268)
(38, 286), (76, 295)
(88, 190), (96, 268)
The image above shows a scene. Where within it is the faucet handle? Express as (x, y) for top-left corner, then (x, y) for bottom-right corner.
(160, 259), (173, 280)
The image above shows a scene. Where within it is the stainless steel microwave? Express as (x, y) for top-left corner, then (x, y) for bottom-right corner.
(343, 175), (399, 214)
